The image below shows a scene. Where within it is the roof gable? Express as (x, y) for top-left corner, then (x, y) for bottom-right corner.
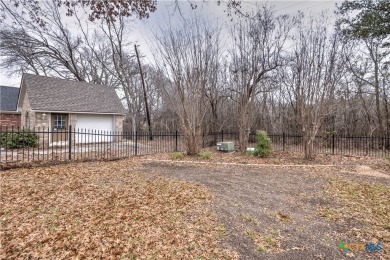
(0, 85), (20, 111)
(22, 74), (126, 114)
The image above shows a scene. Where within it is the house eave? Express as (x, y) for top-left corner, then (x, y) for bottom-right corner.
(31, 110), (126, 115)
(0, 110), (21, 114)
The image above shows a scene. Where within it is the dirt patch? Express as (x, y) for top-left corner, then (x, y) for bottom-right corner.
(353, 165), (390, 179)
(141, 160), (389, 259)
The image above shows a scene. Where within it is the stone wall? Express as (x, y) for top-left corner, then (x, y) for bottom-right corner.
(115, 115), (124, 141)
(116, 115), (124, 132)
(0, 113), (21, 129)
(21, 92), (35, 129)
(35, 112), (50, 129)
(34, 112), (50, 146)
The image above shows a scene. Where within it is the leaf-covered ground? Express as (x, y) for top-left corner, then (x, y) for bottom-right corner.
(141, 152), (390, 259)
(142, 148), (390, 175)
(1, 152), (389, 259)
(0, 159), (236, 259)
(323, 178), (390, 257)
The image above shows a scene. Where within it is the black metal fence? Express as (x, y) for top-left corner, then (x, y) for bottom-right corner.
(1, 126), (389, 165)
(206, 131), (390, 157)
(0, 126), (183, 165)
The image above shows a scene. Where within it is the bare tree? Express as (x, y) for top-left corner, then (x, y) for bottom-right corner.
(89, 15), (141, 133)
(281, 13), (346, 159)
(0, 0), (88, 80)
(153, 17), (222, 154)
(229, 5), (292, 153)
(345, 38), (390, 135)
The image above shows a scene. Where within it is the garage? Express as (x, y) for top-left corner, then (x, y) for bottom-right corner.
(76, 114), (114, 143)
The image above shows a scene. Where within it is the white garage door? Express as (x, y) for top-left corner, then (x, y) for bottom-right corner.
(76, 114), (114, 143)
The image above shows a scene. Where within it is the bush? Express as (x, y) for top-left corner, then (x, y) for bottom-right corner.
(170, 151), (184, 160)
(199, 151), (212, 159)
(0, 131), (38, 149)
(255, 130), (272, 157)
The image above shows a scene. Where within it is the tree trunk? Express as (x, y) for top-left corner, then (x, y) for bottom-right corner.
(184, 128), (200, 155)
(303, 133), (316, 160)
(238, 103), (250, 153)
(211, 102), (218, 145)
(374, 61), (384, 134)
(382, 78), (390, 135)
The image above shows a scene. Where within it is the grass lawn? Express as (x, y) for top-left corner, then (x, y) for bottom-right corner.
(1, 152), (389, 259)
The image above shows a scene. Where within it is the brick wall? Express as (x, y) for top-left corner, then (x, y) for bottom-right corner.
(0, 113), (21, 129)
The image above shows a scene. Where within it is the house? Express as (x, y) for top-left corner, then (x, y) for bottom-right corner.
(18, 74), (126, 143)
(0, 85), (21, 129)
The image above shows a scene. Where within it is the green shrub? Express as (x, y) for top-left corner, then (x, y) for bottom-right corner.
(199, 151), (212, 159)
(255, 130), (272, 157)
(170, 151), (184, 160)
(0, 131), (38, 149)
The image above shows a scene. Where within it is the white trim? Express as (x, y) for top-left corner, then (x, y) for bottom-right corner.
(0, 111), (21, 114)
(32, 110), (126, 115)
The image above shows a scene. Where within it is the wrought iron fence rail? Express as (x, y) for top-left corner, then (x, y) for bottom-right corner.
(0, 126), (389, 164)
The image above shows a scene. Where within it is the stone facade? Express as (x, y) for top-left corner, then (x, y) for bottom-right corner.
(115, 115), (124, 133)
(34, 112), (50, 146)
(35, 112), (50, 129)
(0, 113), (21, 129)
(21, 92), (35, 130)
(115, 115), (124, 141)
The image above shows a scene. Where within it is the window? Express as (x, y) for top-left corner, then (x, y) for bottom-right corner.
(53, 114), (66, 130)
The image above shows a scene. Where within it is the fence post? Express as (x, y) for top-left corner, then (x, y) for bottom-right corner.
(332, 133), (335, 155)
(283, 132), (286, 151)
(135, 131), (138, 156)
(175, 130), (178, 151)
(221, 130), (224, 142)
(202, 132), (205, 148)
(68, 125), (72, 160)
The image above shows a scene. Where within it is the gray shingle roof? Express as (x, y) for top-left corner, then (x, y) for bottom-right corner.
(0, 85), (20, 111)
(23, 74), (126, 114)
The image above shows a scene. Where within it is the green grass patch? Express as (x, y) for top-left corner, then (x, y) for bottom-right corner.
(318, 206), (341, 221)
(170, 152), (184, 160)
(199, 151), (212, 159)
(240, 213), (256, 223)
(244, 228), (280, 253)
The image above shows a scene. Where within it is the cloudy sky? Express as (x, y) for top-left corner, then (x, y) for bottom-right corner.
(0, 0), (341, 88)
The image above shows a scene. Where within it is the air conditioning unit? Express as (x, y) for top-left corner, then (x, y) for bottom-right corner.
(216, 141), (235, 152)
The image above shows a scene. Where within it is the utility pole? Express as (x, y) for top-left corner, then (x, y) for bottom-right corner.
(134, 44), (153, 140)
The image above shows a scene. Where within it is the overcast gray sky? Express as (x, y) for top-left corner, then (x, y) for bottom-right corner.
(0, 0), (341, 88)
